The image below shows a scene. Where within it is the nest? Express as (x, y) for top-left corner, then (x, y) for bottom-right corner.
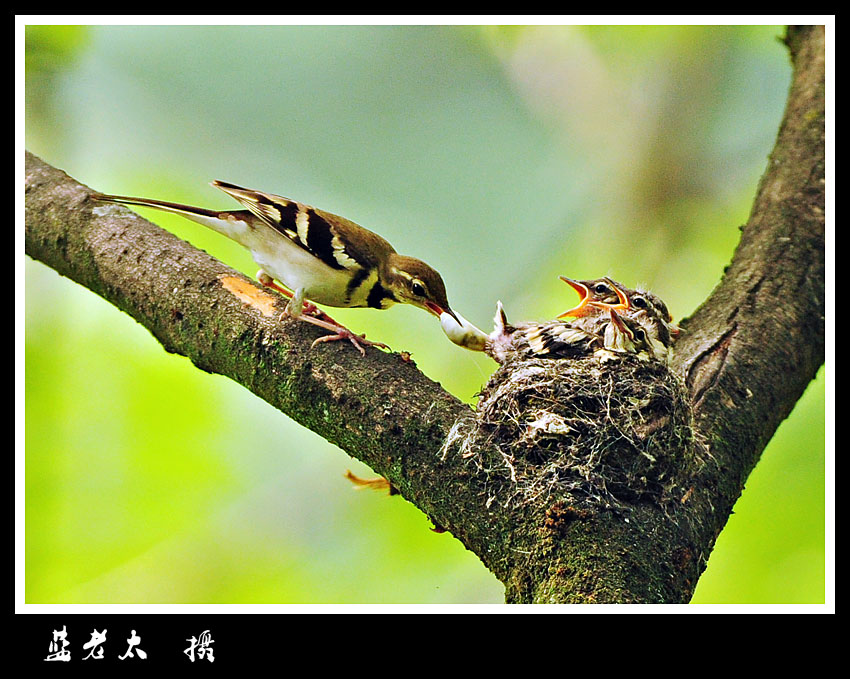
(444, 352), (696, 512)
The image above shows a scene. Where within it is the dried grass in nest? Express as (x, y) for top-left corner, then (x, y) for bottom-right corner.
(443, 352), (696, 512)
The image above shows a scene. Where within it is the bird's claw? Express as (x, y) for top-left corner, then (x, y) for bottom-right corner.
(310, 330), (390, 356)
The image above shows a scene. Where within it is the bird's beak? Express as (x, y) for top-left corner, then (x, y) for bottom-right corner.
(604, 277), (629, 311)
(426, 301), (461, 325)
(607, 307), (634, 341)
(556, 277), (591, 318)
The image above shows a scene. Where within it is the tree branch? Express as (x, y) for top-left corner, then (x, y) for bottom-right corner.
(24, 26), (824, 603)
(672, 23), (825, 547)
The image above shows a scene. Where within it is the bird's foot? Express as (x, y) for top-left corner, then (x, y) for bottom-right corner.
(298, 314), (390, 355)
(310, 328), (390, 356)
(302, 302), (341, 325)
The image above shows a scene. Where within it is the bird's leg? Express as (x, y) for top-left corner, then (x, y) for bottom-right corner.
(300, 315), (391, 356)
(283, 286), (390, 356)
(256, 270), (336, 323)
(256, 269), (293, 298)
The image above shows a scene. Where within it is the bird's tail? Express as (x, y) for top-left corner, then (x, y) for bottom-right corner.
(90, 191), (253, 243)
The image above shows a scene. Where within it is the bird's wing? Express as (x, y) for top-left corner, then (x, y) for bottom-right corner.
(212, 180), (391, 272)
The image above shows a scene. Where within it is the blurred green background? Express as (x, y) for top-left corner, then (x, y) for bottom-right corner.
(24, 24), (825, 604)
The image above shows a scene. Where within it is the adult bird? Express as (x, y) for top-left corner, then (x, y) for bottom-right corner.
(91, 181), (460, 354)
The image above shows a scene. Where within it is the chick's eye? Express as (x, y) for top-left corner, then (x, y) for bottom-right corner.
(411, 282), (426, 297)
(594, 284), (611, 294)
(634, 329), (645, 341)
(633, 297), (648, 308)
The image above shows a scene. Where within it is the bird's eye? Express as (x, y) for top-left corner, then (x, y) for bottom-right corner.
(633, 329), (645, 341)
(411, 281), (426, 297)
(594, 283), (611, 294)
(633, 296), (648, 308)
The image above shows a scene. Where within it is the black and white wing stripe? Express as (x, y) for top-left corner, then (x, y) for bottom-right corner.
(212, 180), (366, 273)
(522, 322), (601, 359)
